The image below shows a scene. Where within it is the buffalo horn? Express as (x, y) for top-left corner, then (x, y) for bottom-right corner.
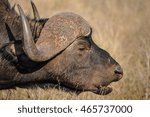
(30, 0), (40, 20)
(17, 5), (51, 62)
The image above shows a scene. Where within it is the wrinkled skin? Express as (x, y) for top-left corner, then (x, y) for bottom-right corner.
(0, 0), (123, 95)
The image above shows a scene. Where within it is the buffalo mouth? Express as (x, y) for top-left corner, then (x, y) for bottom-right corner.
(97, 86), (112, 95)
(92, 84), (112, 95)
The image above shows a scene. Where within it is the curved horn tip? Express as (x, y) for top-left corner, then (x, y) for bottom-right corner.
(17, 4), (23, 14)
(17, 4), (27, 23)
(30, 0), (40, 20)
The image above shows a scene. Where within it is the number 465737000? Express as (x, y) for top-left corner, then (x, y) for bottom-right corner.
(80, 105), (133, 113)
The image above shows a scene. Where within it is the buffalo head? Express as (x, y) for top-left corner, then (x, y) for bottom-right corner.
(0, 1), (123, 95)
(17, 3), (123, 95)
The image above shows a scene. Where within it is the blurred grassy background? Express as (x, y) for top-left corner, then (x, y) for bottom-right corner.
(0, 0), (150, 99)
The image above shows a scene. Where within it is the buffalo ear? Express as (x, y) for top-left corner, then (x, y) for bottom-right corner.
(5, 23), (24, 57)
(5, 23), (15, 42)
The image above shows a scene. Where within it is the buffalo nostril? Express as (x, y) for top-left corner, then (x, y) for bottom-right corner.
(114, 66), (123, 75)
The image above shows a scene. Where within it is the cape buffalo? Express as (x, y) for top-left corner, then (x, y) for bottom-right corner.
(0, 0), (123, 95)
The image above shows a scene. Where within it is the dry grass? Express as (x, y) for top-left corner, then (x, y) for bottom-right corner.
(0, 0), (150, 100)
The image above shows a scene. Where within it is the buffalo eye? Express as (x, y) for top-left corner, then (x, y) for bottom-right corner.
(78, 44), (90, 51)
(77, 40), (91, 51)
